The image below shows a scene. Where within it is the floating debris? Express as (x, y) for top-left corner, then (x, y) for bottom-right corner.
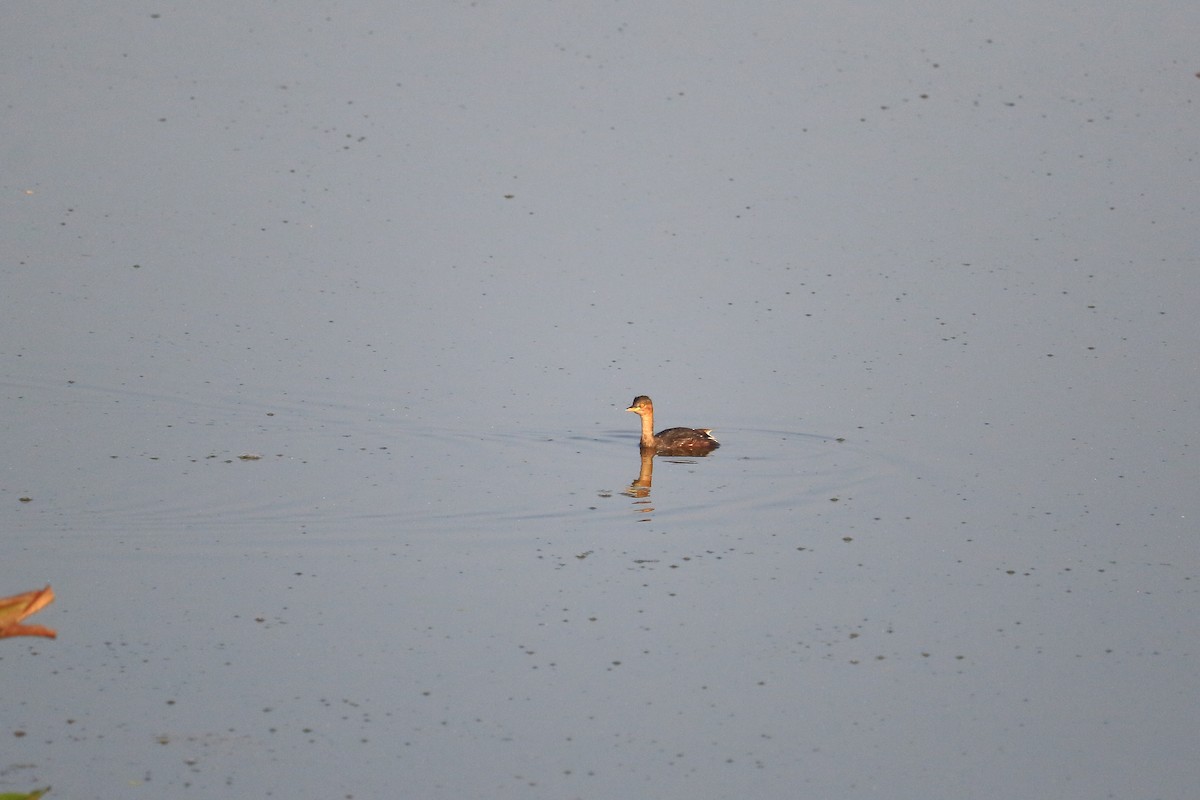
(0, 585), (56, 639)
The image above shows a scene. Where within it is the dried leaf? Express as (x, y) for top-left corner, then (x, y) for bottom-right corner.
(0, 787), (51, 800)
(0, 585), (57, 639)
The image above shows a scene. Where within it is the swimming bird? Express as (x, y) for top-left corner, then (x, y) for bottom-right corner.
(625, 395), (720, 455)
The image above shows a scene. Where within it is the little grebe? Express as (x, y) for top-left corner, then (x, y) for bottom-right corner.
(625, 395), (720, 455)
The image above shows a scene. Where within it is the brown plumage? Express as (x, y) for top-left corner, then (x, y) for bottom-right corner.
(625, 395), (719, 455)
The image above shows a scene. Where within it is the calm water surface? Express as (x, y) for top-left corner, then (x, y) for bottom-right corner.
(3, 2), (1198, 799)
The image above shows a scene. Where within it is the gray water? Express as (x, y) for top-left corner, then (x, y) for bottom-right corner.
(3, 3), (1197, 799)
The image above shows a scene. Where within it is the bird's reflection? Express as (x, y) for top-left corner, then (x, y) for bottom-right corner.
(621, 447), (716, 518)
(625, 450), (654, 499)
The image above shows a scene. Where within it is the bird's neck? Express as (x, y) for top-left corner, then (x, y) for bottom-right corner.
(638, 411), (656, 447)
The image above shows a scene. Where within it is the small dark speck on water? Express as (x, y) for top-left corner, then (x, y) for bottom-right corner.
(19, 496), (32, 502)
